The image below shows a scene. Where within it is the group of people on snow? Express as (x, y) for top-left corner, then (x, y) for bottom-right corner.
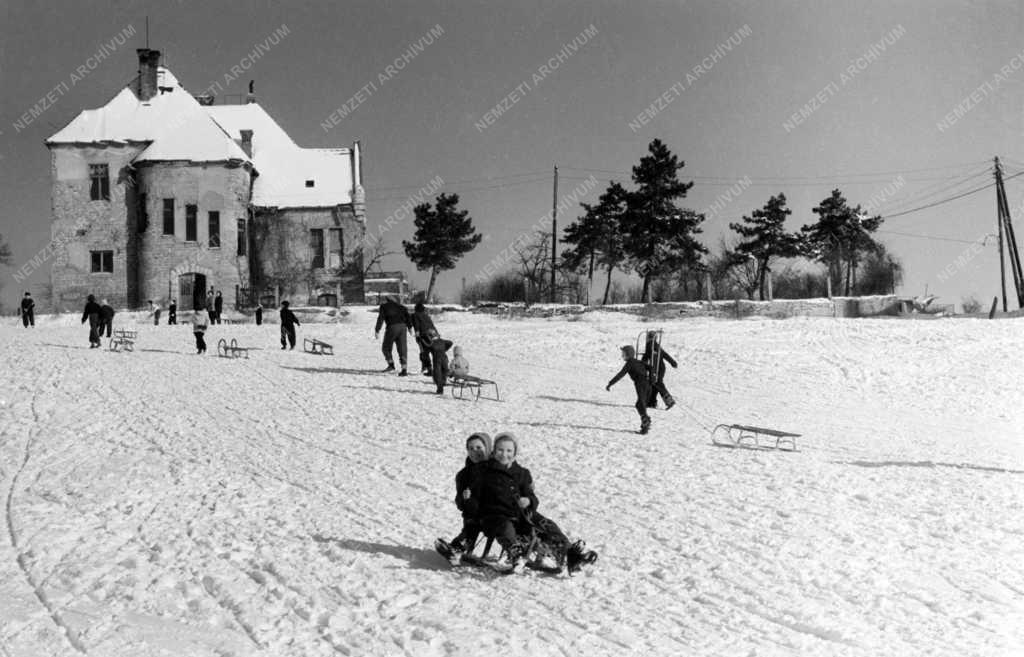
(375, 297), (470, 394)
(436, 431), (597, 574)
(606, 331), (678, 434)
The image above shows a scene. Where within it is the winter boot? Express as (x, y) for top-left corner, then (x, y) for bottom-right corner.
(383, 362), (395, 372)
(664, 395), (676, 410)
(566, 540), (598, 574)
(398, 368), (409, 377)
(507, 545), (528, 574)
(640, 415), (651, 435)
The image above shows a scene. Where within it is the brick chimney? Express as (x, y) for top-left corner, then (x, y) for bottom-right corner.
(239, 130), (253, 158)
(137, 48), (161, 101)
(246, 80), (256, 104)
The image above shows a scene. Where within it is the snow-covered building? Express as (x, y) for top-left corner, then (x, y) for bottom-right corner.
(45, 48), (366, 311)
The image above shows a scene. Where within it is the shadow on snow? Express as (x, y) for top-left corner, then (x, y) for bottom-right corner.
(310, 534), (448, 572)
(512, 420), (636, 435)
(531, 394), (634, 409)
(840, 460), (1024, 475)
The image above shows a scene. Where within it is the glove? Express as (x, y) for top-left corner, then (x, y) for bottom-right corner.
(518, 497), (530, 509)
(374, 331), (379, 339)
(671, 362), (678, 368)
(605, 384), (611, 391)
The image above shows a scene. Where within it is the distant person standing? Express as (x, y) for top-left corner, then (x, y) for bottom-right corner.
(410, 302), (437, 375)
(279, 300), (300, 350)
(206, 290), (216, 323)
(168, 300), (177, 325)
(19, 292), (34, 328)
(214, 291), (223, 324)
(99, 299), (115, 338)
(192, 304), (210, 354)
(374, 296), (411, 376)
(255, 302), (263, 326)
(147, 300), (162, 326)
(82, 294), (102, 348)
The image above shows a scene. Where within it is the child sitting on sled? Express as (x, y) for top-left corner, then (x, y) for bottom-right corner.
(435, 432), (492, 562)
(450, 345), (470, 378)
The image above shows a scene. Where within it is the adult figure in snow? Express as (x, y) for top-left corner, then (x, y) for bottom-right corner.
(255, 302), (263, 326)
(206, 290), (216, 322)
(147, 299), (162, 326)
(642, 331), (677, 409)
(82, 294), (102, 348)
(99, 299), (115, 338)
(168, 300), (177, 325)
(214, 291), (223, 325)
(279, 300), (300, 350)
(410, 302), (437, 375)
(19, 292), (34, 328)
(374, 295), (411, 376)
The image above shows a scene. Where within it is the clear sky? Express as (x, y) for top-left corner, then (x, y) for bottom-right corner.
(2, 0), (1023, 309)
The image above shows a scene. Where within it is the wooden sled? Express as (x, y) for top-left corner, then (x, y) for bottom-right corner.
(448, 374), (501, 401)
(217, 338), (250, 359)
(109, 328), (137, 352)
(304, 337), (334, 355)
(711, 424), (800, 452)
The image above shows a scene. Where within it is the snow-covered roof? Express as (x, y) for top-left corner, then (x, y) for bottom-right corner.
(46, 66), (356, 208)
(205, 103), (354, 208)
(47, 68), (250, 164)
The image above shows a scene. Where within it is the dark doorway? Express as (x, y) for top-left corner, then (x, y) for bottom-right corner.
(179, 273), (208, 310)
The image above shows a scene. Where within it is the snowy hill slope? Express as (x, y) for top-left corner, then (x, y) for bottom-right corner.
(0, 311), (1022, 656)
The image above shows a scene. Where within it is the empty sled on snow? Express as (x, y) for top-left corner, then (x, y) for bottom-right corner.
(217, 338), (250, 359)
(109, 328), (137, 352)
(711, 424), (800, 451)
(304, 337), (334, 355)
(448, 374), (501, 401)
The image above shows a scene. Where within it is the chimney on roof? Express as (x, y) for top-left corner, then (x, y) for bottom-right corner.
(246, 80), (256, 104)
(136, 48), (161, 101)
(239, 130), (253, 158)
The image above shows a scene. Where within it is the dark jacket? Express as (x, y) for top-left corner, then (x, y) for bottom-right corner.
(214, 295), (223, 313)
(411, 309), (436, 338)
(454, 458), (484, 518)
(642, 342), (677, 379)
(280, 307), (300, 328)
(608, 358), (652, 392)
(430, 338), (453, 367)
(81, 300), (101, 323)
(471, 459), (538, 521)
(100, 304), (115, 322)
(374, 300), (410, 332)
(20, 297), (34, 313)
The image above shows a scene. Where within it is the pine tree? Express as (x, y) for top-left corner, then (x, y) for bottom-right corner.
(402, 193), (482, 301)
(729, 194), (801, 300)
(800, 189), (883, 295)
(621, 139), (706, 302)
(560, 181), (628, 304)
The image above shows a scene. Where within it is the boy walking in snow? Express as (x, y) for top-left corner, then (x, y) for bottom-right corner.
(82, 294), (102, 348)
(642, 331), (677, 409)
(606, 345), (653, 434)
(279, 300), (300, 350)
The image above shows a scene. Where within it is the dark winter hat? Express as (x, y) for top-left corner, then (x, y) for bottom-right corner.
(281, 300), (290, 307)
(24, 292), (31, 296)
(493, 431), (518, 456)
(88, 294), (96, 302)
(466, 432), (492, 454)
(621, 345), (635, 359)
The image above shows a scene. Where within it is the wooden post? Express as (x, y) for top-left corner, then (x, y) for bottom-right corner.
(705, 271), (712, 303)
(826, 274), (832, 299)
(988, 295), (998, 319)
(766, 270), (773, 301)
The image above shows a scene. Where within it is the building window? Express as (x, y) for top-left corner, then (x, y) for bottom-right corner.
(185, 204), (197, 241)
(138, 193), (148, 233)
(163, 199), (175, 235)
(237, 218), (247, 256)
(311, 228), (324, 268)
(208, 211), (220, 247)
(90, 250), (113, 273)
(89, 164), (110, 201)
(328, 228), (343, 268)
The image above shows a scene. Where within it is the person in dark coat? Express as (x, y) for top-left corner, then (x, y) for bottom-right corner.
(99, 300), (115, 337)
(427, 330), (453, 394)
(279, 300), (300, 350)
(192, 304), (210, 354)
(168, 301), (177, 325)
(255, 303), (263, 326)
(214, 291), (223, 325)
(81, 294), (102, 348)
(410, 302), (437, 375)
(607, 344), (653, 434)
(436, 432), (493, 563)
(642, 331), (677, 409)
(373, 296), (411, 375)
(19, 292), (34, 328)
(468, 433), (539, 571)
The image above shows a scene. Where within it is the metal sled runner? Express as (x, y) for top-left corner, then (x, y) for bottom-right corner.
(304, 338), (334, 355)
(109, 328), (137, 352)
(711, 424), (800, 451)
(448, 374), (501, 401)
(217, 338), (250, 359)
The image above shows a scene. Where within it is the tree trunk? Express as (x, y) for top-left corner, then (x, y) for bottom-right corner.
(602, 265), (614, 305)
(641, 274), (651, 303)
(757, 260), (768, 301)
(425, 267), (439, 302)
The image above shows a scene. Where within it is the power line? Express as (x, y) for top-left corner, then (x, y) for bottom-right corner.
(879, 172), (1024, 220)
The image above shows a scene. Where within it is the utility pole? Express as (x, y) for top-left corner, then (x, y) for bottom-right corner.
(994, 157), (1024, 310)
(551, 165), (558, 303)
(995, 157), (1008, 312)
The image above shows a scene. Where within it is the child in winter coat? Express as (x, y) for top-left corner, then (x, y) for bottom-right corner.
(642, 331), (677, 409)
(280, 301), (300, 349)
(606, 345), (653, 434)
(411, 302), (437, 375)
(192, 305), (210, 354)
(428, 330), (453, 394)
(468, 432), (539, 572)
(435, 432), (493, 564)
(450, 345), (470, 378)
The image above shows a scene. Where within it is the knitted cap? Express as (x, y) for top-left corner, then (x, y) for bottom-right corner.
(453, 345), (462, 356)
(493, 431), (518, 456)
(466, 432), (492, 454)
(621, 345), (635, 359)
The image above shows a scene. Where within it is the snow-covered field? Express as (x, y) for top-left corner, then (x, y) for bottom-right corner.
(1, 308), (1022, 657)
